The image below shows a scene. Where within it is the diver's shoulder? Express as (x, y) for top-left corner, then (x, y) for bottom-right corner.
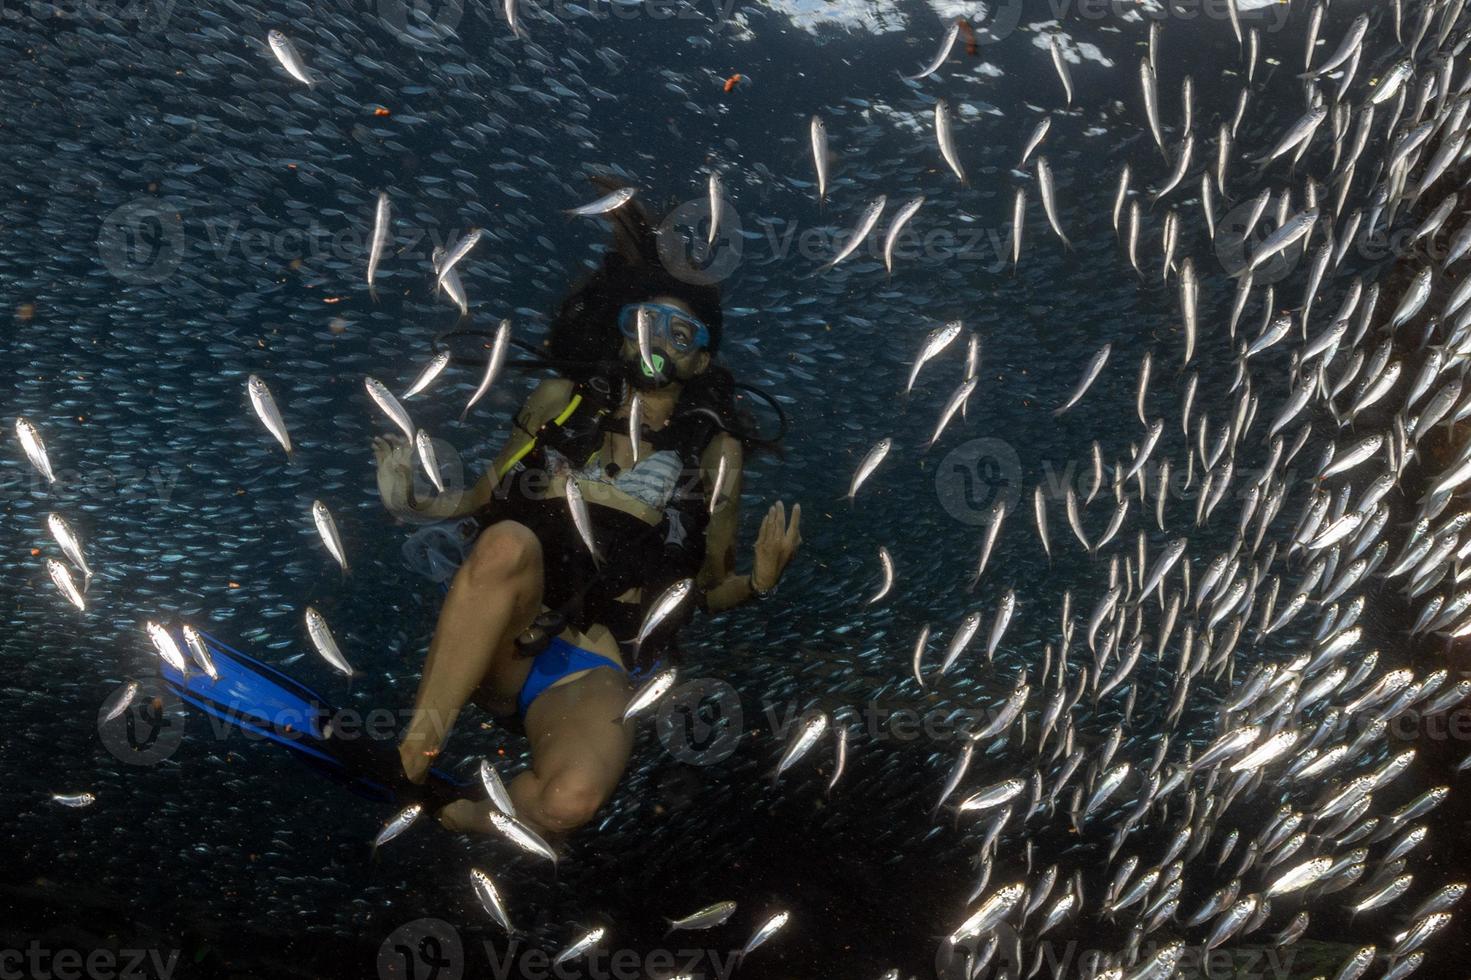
(526, 376), (577, 410)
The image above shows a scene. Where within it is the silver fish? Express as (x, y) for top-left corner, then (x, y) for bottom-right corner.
(621, 667), (678, 723)
(46, 558), (85, 611)
(266, 29), (313, 86)
(940, 612), (982, 675)
(773, 713), (828, 785)
(470, 867), (517, 935)
(46, 513), (91, 587)
(987, 590), (1016, 660)
(928, 377), (979, 449)
(403, 350), (450, 400)
(634, 580), (693, 652)
(818, 196), (886, 272)
(848, 438), (892, 500)
(566, 187), (637, 218)
(373, 804), (423, 850)
(553, 927), (606, 967)
(1054, 344), (1111, 416)
(810, 116), (829, 203)
(246, 376), (291, 456)
(479, 759), (515, 816)
(304, 607), (354, 677)
(738, 911), (789, 962)
(1246, 208), (1317, 276)
(461, 319), (512, 422)
(365, 377), (415, 441)
(864, 544), (888, 600)
(181, 624), (219, 682)
(902, 20), (960, 80)
(366, 191), (390, 297)
(1020, 116), (1051, 168)
(1035, 156), (1070, 249)
(312, 500), (348, 573)
(883, 196), (924, 275)
(906, 319), (963, 395)
(15, 417), (56, 484)
(52, 792), (96, 808)
(706, 172), (722, 247)
(145, 621), (189, 675)
(488, 809), (558, 866)
(415, 430), (444, 493)
(1266, 856), (1333, 896)
(935, 99), (966, 184)
(563, 476), (601, 566)
(1049, 36), (1074, 105)
(101, 680), (139, 723)
(666, 901), (737, 933)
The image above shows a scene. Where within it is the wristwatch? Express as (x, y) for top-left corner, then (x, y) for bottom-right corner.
(749, 572), (775, 600)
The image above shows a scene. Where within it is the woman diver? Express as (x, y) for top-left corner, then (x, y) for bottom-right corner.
(371, 189), (803, 837)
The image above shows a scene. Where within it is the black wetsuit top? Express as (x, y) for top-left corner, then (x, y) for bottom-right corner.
(473, 372), (722, 670)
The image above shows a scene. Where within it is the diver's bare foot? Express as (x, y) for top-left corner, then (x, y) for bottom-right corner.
(438, 799), (493, 833)
(399, 740), (432, 785)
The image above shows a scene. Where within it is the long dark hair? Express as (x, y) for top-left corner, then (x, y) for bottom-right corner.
(546, 177), (781, 455)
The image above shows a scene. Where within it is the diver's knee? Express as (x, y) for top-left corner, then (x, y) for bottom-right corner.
(534, 772), (606, 832)
(462, 521), (541, 588)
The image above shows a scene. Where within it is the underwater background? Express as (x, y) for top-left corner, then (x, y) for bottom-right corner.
(3, 0), (1471, 978)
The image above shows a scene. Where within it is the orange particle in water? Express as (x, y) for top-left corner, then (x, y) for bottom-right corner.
(30, 548), (40, 556)
(228, 581), (241, 588)
(374, 107), (391, 117)
(16, 303), (34, 322)
(723, 73), (743, 93)
(323, 296), (343, 304)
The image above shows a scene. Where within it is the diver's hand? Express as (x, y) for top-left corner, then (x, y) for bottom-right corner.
(373, 434), (417, 516)
(752, 501), (801, 592)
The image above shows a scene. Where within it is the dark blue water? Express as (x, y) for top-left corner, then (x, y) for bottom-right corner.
(3, 1), (1470, 978)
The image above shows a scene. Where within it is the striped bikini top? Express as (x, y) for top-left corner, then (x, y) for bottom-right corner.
(543, 444), (684, 513)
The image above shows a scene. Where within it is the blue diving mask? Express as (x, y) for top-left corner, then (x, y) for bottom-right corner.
(616, 302), (711, 353)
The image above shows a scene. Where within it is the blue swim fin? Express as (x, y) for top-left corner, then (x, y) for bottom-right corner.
(157, 627), (470, 809)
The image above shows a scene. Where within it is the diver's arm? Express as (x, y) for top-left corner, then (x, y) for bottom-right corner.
(697, 435), (761, 615)
(378, 378), (573, 521)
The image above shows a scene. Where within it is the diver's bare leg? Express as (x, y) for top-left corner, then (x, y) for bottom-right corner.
(399, 521), (544, 783)
(439, 668), (634, 836)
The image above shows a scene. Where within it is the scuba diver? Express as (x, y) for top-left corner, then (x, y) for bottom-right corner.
(372, 188), (803, 837)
